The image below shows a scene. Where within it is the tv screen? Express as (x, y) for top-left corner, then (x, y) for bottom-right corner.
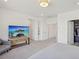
(8, 25), (29, 38)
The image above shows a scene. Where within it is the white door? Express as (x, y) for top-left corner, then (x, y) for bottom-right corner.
(48, 24), (57, 39)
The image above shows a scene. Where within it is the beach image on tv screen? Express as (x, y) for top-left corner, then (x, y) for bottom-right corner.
(8, 25), (29, 38)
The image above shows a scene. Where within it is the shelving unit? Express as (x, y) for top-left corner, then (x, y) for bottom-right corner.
(74, 20), (79, 43)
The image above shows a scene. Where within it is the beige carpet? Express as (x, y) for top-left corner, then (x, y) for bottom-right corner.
(0, 38), (56, 59)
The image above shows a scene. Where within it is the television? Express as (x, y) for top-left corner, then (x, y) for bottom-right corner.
(8, 25), (29, 38)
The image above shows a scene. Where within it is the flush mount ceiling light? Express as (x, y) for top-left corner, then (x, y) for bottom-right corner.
(77, 2), (79, 5)
(4, 0), (8, 2)
(40, 0), (49, 7)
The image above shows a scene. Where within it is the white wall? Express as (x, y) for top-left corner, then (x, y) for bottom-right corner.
(0, 8), (31, 41)
(58, 9), (79, 44)
(0, 8), (57, 41)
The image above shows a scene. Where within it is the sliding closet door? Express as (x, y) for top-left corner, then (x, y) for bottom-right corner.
(67, 21), (74, 44)
(39, 21), (48, 40)
(32, 20), (48, 40)
(32, 20), (39, 40)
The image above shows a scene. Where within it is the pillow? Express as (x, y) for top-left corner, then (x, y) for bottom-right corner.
(0, 39), (3, 45)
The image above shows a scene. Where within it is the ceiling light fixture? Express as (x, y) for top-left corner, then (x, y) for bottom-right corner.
(40, 0), (49, 7)
(77, 2), (79, 5)
(4, 0), (8, 2)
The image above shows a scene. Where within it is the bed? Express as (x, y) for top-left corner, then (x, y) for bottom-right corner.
(28, 43), (79, 59)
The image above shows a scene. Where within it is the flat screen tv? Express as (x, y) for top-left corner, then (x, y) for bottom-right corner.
(8, 25), (29, 38)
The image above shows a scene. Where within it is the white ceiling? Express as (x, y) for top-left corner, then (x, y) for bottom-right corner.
(0, 0), (79, 17)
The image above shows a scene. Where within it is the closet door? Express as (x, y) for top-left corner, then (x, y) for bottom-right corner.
(32, 20), (48, 40)
(39, 21), (48, 40)
(48, 24), (57, 39)
(32, 20), (39, 40)
(67, 21), (74, 44)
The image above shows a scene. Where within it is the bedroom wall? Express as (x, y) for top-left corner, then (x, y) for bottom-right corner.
(0, 8), (57, 41)
(58, 9), (79, 44)
(0, 8), (31, 41)
(0, 8), (2, 39)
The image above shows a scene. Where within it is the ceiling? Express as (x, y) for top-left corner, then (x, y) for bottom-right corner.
(0, 0), (79, 17)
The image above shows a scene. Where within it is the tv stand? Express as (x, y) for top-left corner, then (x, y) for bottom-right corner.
(9, 36), (30, 48)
